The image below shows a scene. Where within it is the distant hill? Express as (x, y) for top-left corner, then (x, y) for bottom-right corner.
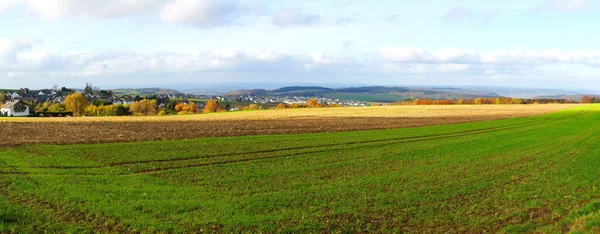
(224, 89), (267, 96)
(224, 86), (502, 103)
(111, 88), (181, 96)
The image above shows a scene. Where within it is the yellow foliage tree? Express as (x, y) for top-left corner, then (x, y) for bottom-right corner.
(276, 103), (287, 109)
(64, 93), (89, 117)
(129, 99), (158, 116)
(0, 92), (6, 102)
(48, 103), (66, 112)
(511, 98), (523, 104)
(242, 104), (262, 111)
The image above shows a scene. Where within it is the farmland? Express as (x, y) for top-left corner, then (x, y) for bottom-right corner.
(1, 104), (600, 232)
(0, 104), (578, 146)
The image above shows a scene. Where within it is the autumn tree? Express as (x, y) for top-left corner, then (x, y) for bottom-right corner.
(494, 98), (502, 105)
(175, 102), (185, 112)
(242, 104), (262, 111)
(186, 102), (197, 113)
(306, 98), (321, 108)
(129, 99), (158, 116)
(473, 98), (484, 105)
(276, 103), (287, 109)
(65, 93), (89, 117)
(581, 96), (594, 104)
(36, 101), (52, 112)
(176, 102), (197, 114)
(203, 100), (219, 113)
(0, 92), (6, 103)
(510, 98), (523, 104)
(48, 103), (67, 112)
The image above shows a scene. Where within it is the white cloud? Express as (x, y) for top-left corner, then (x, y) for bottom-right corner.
(379, 47), (600, 67)
(531, 0), (599, 11)
(483, 10), (500, 23)
(0, 38), (360, 81)
(0, 39), (41, 64)
(273, 8), (320, 26)
(335, 13), (363, 26)
(386, 14), (402, 22)
(442, 7), (473, 22)
(159, 0), (268, 28)
(0, 0), (20, 13)
(22, 0), (165, 19)
(378, 48), (480, 64)
(1, 0), (270, 27)
(2, 39), (600, 89)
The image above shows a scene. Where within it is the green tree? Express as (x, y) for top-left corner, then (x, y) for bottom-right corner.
(84, 83), (93, 94)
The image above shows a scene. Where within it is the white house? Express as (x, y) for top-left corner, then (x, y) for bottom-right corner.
(1, 100), (30, 117)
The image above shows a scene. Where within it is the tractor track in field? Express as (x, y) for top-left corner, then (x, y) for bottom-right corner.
(133, 121), (560, 173)
(0, 119), (539, 171)
(0, 109), (591, 176)
(317, 119), (600, 232)
(0, 120), (546, 176)
(130, 109), (593, 173)
(107, 109), (598, 173)
(399, 119), (600, 218)
(1, 118), (551, 175)
(0, 179), (138, 233)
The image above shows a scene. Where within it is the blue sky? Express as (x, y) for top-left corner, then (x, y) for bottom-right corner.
(1, 0), (600, 91)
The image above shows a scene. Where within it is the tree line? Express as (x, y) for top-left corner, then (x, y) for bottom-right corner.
(32, 95), (342, 117)
(394, 97), (577, 105)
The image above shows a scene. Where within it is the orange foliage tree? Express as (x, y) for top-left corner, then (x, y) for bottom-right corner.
(306, 98), (322, 108)
(581, 96), (594, 103)
(175, 102), (197, 113)
(203, 100), (219, 113)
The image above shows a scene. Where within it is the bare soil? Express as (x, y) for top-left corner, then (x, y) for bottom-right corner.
(0, 107), (574, 146)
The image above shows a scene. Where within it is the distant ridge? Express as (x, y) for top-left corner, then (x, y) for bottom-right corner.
(223, 86), (501, 102)
(111, 88), (181, 96)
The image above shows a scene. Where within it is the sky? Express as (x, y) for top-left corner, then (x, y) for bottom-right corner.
(1, 0), (600, 91)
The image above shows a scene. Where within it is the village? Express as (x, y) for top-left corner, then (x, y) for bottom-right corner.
(0, 86), (367, 117)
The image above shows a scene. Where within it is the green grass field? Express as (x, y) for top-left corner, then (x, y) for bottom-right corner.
(2, 105), (600, 232)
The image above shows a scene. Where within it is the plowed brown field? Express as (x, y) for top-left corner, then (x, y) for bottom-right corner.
(0, 104), (579, 146)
